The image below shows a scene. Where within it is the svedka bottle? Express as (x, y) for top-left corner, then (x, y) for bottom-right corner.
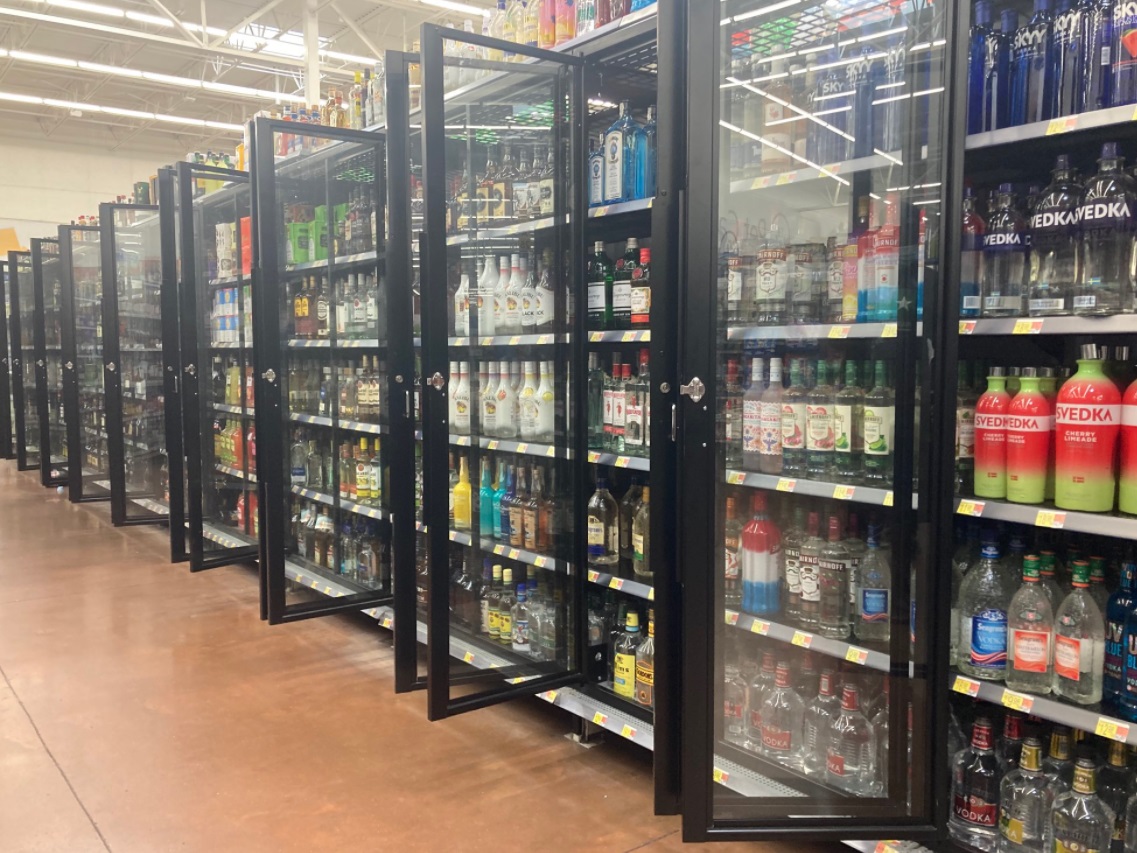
(982, 184), (1029, 316)
(1076, 141), (1137, 315)
(1055, 344), (1121, 511)
(1121, 375), (1137, 513)
(1006, 367), (1052, 504)
(975, 367), (1012, 499)
(1029, 155), (1081, 316)
(961, 188), (986, 318)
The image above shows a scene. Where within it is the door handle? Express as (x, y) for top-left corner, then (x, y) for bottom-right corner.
(261, 369), (277, 384)
(35, 359), (44, 368)
(679, 376), (705, 403)
(64, 361), (73, 370)
(184, 363), (196, 376)
(428, 372), (446, 390)
(105, 361), (115, 372)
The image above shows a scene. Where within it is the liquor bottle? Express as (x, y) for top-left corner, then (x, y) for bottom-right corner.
(722, 358), (743, 468)
(1098, 739), (1133, 850)
(760, 661), (805, 766)
(635, 609), (654, 708)
(491, 461), (507, 540)
(630, 246), (650, 327)
(603, 357), (618, 450)
(745, 651), (778, 751)
(799, 511), (823, 629)
(998, 711), (1025, 774)
(723, 496), (742, 610)
(982, 183), (1028, 317)
(758, 357), (783, 474)
(873, 197), (900, 321)
(1006, 554), (1055, 693)
(1090, 556), (1110, 617)
(612, 238), (638, 329)
(535, 361), (554, 442)
(834, 360), (864, 483)
(781, 506), (806, 625)
(635, 106), (656, 200)
(290, 434), (307, 486)
(854, 526), (890, 642)
(588, 134), (604, 207)
(518, 360), (539, 441)
(1105, 560), (1137, 708)
(1006, 367), (1052, 504)
(587, 476), (619, 567)
(996, 735), (1049, 853)
(805, 360), (836, 479)
(503, 254), (525, 335)
(825, 685), (876, 795)
(524, 467), (542, 554)
(452, 361), (471, 435)
(755, 219), (789, 325)
(481, 360), (499, 438)
(511, 582), (530, 655)
(961, 187), (987, 318)
(975, 367), (1011, 499)
(611, 363), (628, 453)
(1029, 155), (1080, 316)
(1010, 0), (1056, 125)
(723, 656), (747, 746)
(520, 252), (537, 332)
(1050, 759), (1115, 853)
(617, 478), (642, 578)
(613, 610), (641, 698)
(492, 255), (510, 333)
(956, 362), (978, 495)
(948, 717), (1000, 849)
(968, 1), (997, 132)
(1043, 725), (1074, 796)
(586, 241), (614, 330)
(741, 492), (781, 616)
(1076, 142), (1137, 315)
(959, 538), (1014, 680)
(862, 360), (895, 486)
(495, 362), (518, 439)
(603, 101), (638, 204)
(498, 568), (515, 646)
(1053, 560), (1106, 703)
(1052, 0), (1085, 117)
(817, 514), (850, 639)
(825, 234), (846, 322)
(587, 353), (604, 448)
(452, 454), (472, 530)
(1056, 345), (1121, 511)
(781, 360), (808, 477)
(355, 438), (371, 503)
(1082, 0), (1113, 110)
(803, 668), (840, 776)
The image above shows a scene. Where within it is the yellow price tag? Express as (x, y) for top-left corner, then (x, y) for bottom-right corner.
(324, 586), (334, 595)
(516, 443), (528, 454)
(791, 631), (812, 648)
(828, 325), (851, 339)
(952, 675), (981, 697)
(589, 332), (602, 342)
(588, 451), (600, 463)
(534, 556), (547, 567)
(1046, 116), (1077, 135)
(648, 587), (654, 601)
(309, 579), (319, 588)
(609, 577), (625, 590)
(487, 440), (499, 450)
(1035, 510), (1066, 529)
(462, 651), (475, 664)
(713, 767), (730, 784)
(493, 544), (505, 555)
(725, 610), (740, 626)
(1096, 718), (1131, 742)
(381, 617), (393, 629)
(540, 690), (557, 703)
(959, 320), (976, 334)
(957, 499), (985, 517)
(587, 570), (599, 583)
(875, 844), (904, 853)
(478, 337), (491, 345)
(846, 646), (869, 665)
(592, 711), (608, 725)
(545, 445), (556, 457)
(1012, 319), (1043, 334)
(751, 177), (770, 190)
(615, 456), (630, 468)
(776, 172), (795, 185)
(776, 478), (796, 492)
(620, 724), (636, 739)
(881, 323), (898, 338)
(458, 436), (470, 446)
(1001, 689), (1034, 714)
(622, 331), (636, 342)
(508, 549), (519, 559)
(751, 619), (770, 636)
(537, 335), (550, 345)
(727, 471), (746, 485)
(509, 336), (520, 345)
(833, 485), (856, 501)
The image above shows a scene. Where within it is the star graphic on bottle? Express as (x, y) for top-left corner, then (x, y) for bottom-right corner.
(898, 297), (912, 312)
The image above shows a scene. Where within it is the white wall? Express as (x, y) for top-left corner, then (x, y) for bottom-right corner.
(0, 137), (186, 245)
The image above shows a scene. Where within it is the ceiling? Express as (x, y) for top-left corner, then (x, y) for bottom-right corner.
(0, 0), (495, 152)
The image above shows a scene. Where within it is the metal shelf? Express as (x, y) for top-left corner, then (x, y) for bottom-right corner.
(959, 315), (1137, 336)
(448, 528), (473, 545)
(725, 609), (890, 674)
(727, 151), (902, 195)
(285, 338), (384, 349)
(726, 321), (918, 342)
(951, 670), (1136, 746)
(339, 418), (386, 435)
(588, 450), (649, 471)
(200, 521), (256, 550)
(340, 497), (389, 522)
(449, 433), (570, 460)
(587, 197), (653, 218)
(954, 496), (1137, 538)
(587, 329), (651, 343)
(966, 103), (1137, 150)
(128, 496), (169, 516)
(210, 402), (249, 416)
(289, 412), (333, 427)
(208, 273), (248, 286)
(726, 469), (902, 509)
(586, 568), (653, 601)
(216, 463), (256, 482)
(210, 341), (246, 349)
(448, 333), (567, 347)
(479, 537), (571, 575)
(283, 250), (380, 274)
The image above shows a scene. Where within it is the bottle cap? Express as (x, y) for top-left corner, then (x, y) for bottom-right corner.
(1102, 141), (1120, 160)
(1000, 9), (1019, 30)
(625, 611), (639, 629)
(774, 663), (791, 687)
(974, 0), (992, 25)
(503, 567), (513, 583)
(1020, 366), (1038, 378)
(1072, 559), (1090, 587)
(989, 366), (1006, 377)
(594, 241), (605, 252)
(1054, 154), (1070, 172)
(1081, 343), (1104, 360)
(1022, 555), (1040, 581)
(981, 543), (1000, 560)
(761, 650), (776, 671)
(1040, 366), (1056, 378)
(998, 182), (1013, 195)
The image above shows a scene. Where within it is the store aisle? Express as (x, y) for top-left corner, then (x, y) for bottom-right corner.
(0, 466), (836, 853)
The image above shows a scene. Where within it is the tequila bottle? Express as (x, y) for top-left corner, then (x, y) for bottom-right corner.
(949, 717), (1000, 850)
(635, 610), (655, 708)
(996, 736), (1049, 853)
(825, 685), (876, 795)
(759, 661), (805, 767)
(1006, 554), (1054, 694)
(1049, 759), (1115, 853)
(1053, 560), (1106, 704)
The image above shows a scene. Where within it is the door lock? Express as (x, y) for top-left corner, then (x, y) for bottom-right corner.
(679, 376), (705, 403)
(429, 372), (446, 390)
(35, 359), (44, 368)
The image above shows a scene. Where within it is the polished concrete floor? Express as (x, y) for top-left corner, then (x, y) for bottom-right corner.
(0, 465), (842, 852)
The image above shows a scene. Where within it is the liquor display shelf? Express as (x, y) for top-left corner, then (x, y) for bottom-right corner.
(478, 537), (571, 575)
(216, 463), (256, 481)
(285, 338), (385, 349)
(587, 329), (651, 343)
(200, 521), (257, 551)
(210, 341), (247, 350)
(959, 315), (1137, 336)
(587, 450), (650, 472)
(950, 670), (1137, 747)
(727, 151), (903, 196)
(284, 249), (380, 275)
(288, 412), (387, 435)
(586, 567), (653, 601)
(449, 433), (570, 460)
(726, 321), (918, 342)
(726, 469), (904, 510)
(289, 484), (389, 522)
(954, 496), (1137, 538)
(725, 609), (890, 674)
(284, 553), (384, 599)
(209, 272), (248, 286)
(586, 197), (653, 219)
(129, 495), (169, 516)
(121, 346), (163, 353)
(965, 102), (1137, 151)
(445, 215), (560, 247)
(448, 333), (568, 347)
(210, 402), (250, 416)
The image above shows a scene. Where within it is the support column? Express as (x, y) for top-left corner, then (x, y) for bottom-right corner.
(303, 0), (320, 106)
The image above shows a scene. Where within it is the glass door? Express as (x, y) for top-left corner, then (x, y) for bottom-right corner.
(251, 117), (399, 624)
(8, 249), (35, 471)
(59, 223), (109, 503)
(100, 203), (170, 526)
(0, 260), (13, 460)
(173, 161), (259, 571)
(678, 0), (954, 840)
(419, 24), (584, 719)
(157, 167), (187, 563)
(32, 237), (66, 487)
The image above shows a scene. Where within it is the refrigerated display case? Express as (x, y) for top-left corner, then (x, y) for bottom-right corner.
(169, 162), (256, 570)
(157, 167), (187, 563)
(59, 223), (109, 503)
(100, 202), (174, 526)
(250, 117), (405, 624)
(0, 259), (13, 460)
(31, 237), (66, 487)
(8, 249), (35, 471)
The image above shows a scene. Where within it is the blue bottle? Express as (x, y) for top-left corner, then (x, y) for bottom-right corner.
(876, 31), (907, 153)
(968, 0), (997, 133)
(1011, 0), (1056, 125)
(1052, 0), (1086, 116)
(603, 100), (639, 204)
(991, 10), (1019, 128)
(1105, 560), (1137, 711)
(1082, 0), (1115, 110)
(587, 134), (604, 208)
(634, 105), (656, 200)
(1113, 0), (1137, 104)
(808, 50), (852, 165)
(848, 30), (884, 159)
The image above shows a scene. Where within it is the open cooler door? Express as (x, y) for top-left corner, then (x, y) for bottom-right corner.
(31, 237), (66, 488)
(419, 24), (586, 719)
(675, 0), (957, 841)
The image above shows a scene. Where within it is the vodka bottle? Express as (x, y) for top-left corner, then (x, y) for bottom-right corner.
(1114, 0), (1137, 105)
(817, 514), (851, 639)
(1006, 554), (1055, 693)
(873, 197), (900, 321)
(447, 360), (460, 431)
(825, 685), (876, 795)
(758, 357), (784, 474)
(1006, 368), (1051, 505)
(802, 669), (840, 776)
(1097, 739), (1133, 849)
(586, 476), (619, 567)
(798, 511), (823, 630)
(996, 736), (1049, 853)
(961, 188), (987, 317)
(1104, 559), (1137, 708)
(723, 657), (747, 746)
(745, 651), (777, 752)
(759, 662), (805, 767)
(1052, 0), (1085, 117)
(1077, 142), (1137, 315)
(982, 184), (1028, 316)
(788, 222), (823, 324)
(740, 492), (781, 616)
(1049, 759), (1115, 853)
(834, 360), (864, 483)
(1010, 0), (1056, 126)
(1082, 0), (1112, 110)
(1055, 345), (1121, 510)
(975, 367), (1011, 499)
(781, 506), (806, 625)
(805, 360), (836, 479)
(1029, 155), (1080, 315)
(780, 359), (808, 477)
(511, 582), (530, 654)
(949, 717), (1000, 850)
(862, 360), (894, 485)
(723, 359), (743, 467)
(1053, 560), (1106, 703)
(855, 526), (890, 642)
(494, 363), (517, 438)
(967, 1), (995, 132)
(998, 711), (1025, 774)
(959, 539), (1014, 680)
(754, 219), (789, 325)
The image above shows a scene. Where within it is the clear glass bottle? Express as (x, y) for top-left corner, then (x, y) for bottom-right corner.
(862, 359), (895, 486)
(586, 476), (619, 567)
(996, 736), (1050, 853)
(854, 525), (890, 642)
(452, 361), (471, 435)
(834, 359), (864, 483)
(948, 717), (1000, 850)
(494, 362), (517, 438)
(1097, 740), (1133, 850)
(806, 359), (836, 479)
(802, 668), (840, 777)
(817, 514), (851, 639)
(1053, 560), (1106, 704)
(759, 661), (805, 767)
(780, 359), (808, 477)
(612, 609), (641, 698)
(481, 359), (499, 438)
(497, 567), (516, 646)
(798, 511), (823, 630)
(510, 581), (530, 655)
(959, 539), (1015, 681)
(1049, 759), (1115, 853)
(723, 496), (743, 611)
(1042, 725), (1074, 798)
(781, 505), (806, 625)
(758, 357), (784, 474)
(1076, 141), (1137, 316)
(1028, 154), (1080, 317)
(982, 183), (1028, 317)
(1006, 554), (1054, 694)
(631, 485), (650, 581)
(587, 352), (604, 449)
(518, 360), (539, 441)
(745, 651), (777, 752)
(825, 684), (876, 795)
(535, 360), (555, 442)
(723, 655), (747, 746)
(635, 609), (655, 708)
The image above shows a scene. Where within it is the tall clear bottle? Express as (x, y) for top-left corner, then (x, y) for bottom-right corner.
(854, 526), (890, 642)
(806, 360), (835, 480)
(996, 736), (1050, 853)
(982, 183), (1028, 317)
(1076, 142), (1137, 316)
(862, 360), (895, 486)
(802, 668), (840, 777)
(758, 357), (784, 474)
(1028, 154), (1080, 316)
(959, 539), (1015, 681)
(1049, 759), (1115, 853)
(742, 356), (766, 472)
(948, 717), (1000, 850)
(1006, 554), (1054, 694)
(780, 359), (808, 477)
(817, 514), (850, 639)
(834, 360), (863, 483)
(1053, 560), (1106, 704)
(824, 685), (876, 796)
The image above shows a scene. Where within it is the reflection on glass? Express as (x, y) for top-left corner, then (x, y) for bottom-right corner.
(14, 252), (37, 467)
(36, 240), (66, 478)
(69, 228), (107, 494)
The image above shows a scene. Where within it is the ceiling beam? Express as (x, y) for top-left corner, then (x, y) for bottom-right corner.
(327, 1), (382, 58)
(209, 0), (288, 49)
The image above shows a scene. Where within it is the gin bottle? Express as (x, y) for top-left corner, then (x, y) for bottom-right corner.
(996, 736), (1049, 853)
(825, 685), (876, 795)
(1006, 554), (1054, 694)
(1053, 560), (1106, 703)
(1076, 142), (1137, 315)
(948, 717), (1000, 851)
(1049, 759), (1115, 853)
(602, 101), (638, 204)
(760, 661), (805, 767)
(802, 669), (840, 776)
(959, 539), (1014, 681)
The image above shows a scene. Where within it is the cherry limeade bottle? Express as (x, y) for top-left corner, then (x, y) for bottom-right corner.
(975, 366), (1011, 499)
(1120, 376), (1137, 514)
(1056, 344), (1121, 512)
(1006, 367), (1051, 505)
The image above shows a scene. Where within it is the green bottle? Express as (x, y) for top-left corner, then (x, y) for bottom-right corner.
(586, 241), (614, 331)
(862, 360), (894, 486)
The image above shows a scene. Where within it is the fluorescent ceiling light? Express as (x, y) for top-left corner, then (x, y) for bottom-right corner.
(125, 10), (171, 25)
(0, 91), (44, 103)
(321, 49), (377, 64)
(45, 0), (124, 16)
(419, 0), (493, 17)
(77, 60), (142, 77)
(0, 88), (244, 132)
(10, 49), (77, 67)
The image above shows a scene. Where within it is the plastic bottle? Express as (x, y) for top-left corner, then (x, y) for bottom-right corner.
(1006, 367), (1052, 504)
(1055, 344), (1121, 511)
(975, 367), (1012, 499)
(1121, 375), (1137, 514)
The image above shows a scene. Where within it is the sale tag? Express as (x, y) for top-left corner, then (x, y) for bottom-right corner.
(751, 176), (771, 190)
(751, 620), (770, 636)
(833, 485), (856, 501)
(828, 325), (851, 339)
(534, 556), (547, 567)
(1035, 510), (1066, 529)
(959, 320), (976, 335)
(1046, 115), (1077, 135)
(874, 844), (903, 853)
(462, 651), (475, 664)
(487, 440), (499, 450)
(648, 587), (655, 601)
(509, 336), (520, 345)
(589, 332), (602, 342)
(1012, 319), (1043, 335)
(725, 611), (740, 626)
(457, 436), (470, 446)
(587, 570), (599, 583)
(957, 499), (985, 517)
(1096, 718), (1131, 742)
(1001, 689), (1034, 714)
(883, 491), (894, 507)
(609, 577), (625, 590)
(620, 724), (636, 739)
(727, 471), (746, 485)
(592, 711), (608, 725)
(381, 616), (393, 629)
(952, 675), (981, 697)
(791, 631), (813, 648)
(537, 335), (550, 345)
(713, 767), (730, 784)
(615, 456), (630, 468)
(776, 478), (796, 492)
(622, 331), (636, 342)
(324, 586), (334, 596)
(545, 445), (556, 457)
(588, 451), (600, 463)
(880, 323), (898, 338)
(846, 646), (869, 666)
(540, 690), (557, 703)
(508, 549), (519, 559)
(516, 443), (528, 454)
(493, 544), (505, 555)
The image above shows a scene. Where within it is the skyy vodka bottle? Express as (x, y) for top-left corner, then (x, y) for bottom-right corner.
(1010, 0), (1056, 126)
(982, 184), (1028, 316)
(1052, 0), (1086, 116)
(809, 49), (851, 165)
(1083, 0), (1114, 110)
(1113, 0), (1137, 105)
(1029, 155), (1081, 315)
(968, 0), (997, 133)
(1076, 142), (1137, 315)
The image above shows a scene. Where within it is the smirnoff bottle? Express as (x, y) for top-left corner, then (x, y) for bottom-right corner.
(825, 685), (876, 795)
(1052, 0), (1086, 116)
(781, 506), (806, 625)
(982, 184), (1029, 316)
(817, 515), (851, 639)
(1010, 0), (1056, 126)
(948, 717), (1000, 850)
(1055, 345), (1121, 511)
(1076, 142), (1137, 314)
(759, 662), (805, 767)
(802, 669), (840, 776)
(754, 220), (789, 325)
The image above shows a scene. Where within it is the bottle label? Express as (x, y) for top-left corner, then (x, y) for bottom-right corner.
(724, 700), (744, 735)
(863, 405), (894, 456)
(1054, 634), (1083, 681)
(799, 553), (819, 603)
(635, 661), (654, 706)
(957, 406), (976, 459)
(760, 724), (792, 753)
(613, 651), (636, 696)
(630, 284), (650, 322)
(860, 589), (888, 621)
(834, 403), (855, 454)
(603, 130), (624, 202)
(626, 401), (644, 447)
(969, 609), (1008, 669)
(781, 402), (806, 450)
(589, 156), (603, 205)
(612, 282), (632, 311)
(612, 391), (626, 429)
(725, 534), (740, 582)
(759, 401), (781, 456)
(828, 255), (844, 302)
(954, 793), (997, 828)
(727, 258), (746, 306)
(587, 281), (607, 311)
(633, 532), (645, 561)
(1053, 844), (1101, 853)
(603, 387), (613, 431)
(1030, 298), (1066, 311)
(755, 247), (788, 299)
(488, 608), (500, 637)
(499, 611), (511, 639)
(587, 518), (606, 558)
(1010, 628), (1051, 672)
(783, 545), (801, 595)
(743, 399), (763, 455)
(806, 404), (834, 451)
(826, 752), (846, 777)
